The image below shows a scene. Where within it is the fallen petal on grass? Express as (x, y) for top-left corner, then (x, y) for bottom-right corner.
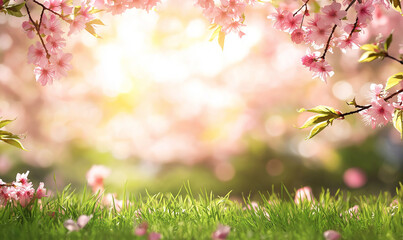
(323, 230), (341, 240)
(212, 224), (230, 240)
(64, 215), (93, 231)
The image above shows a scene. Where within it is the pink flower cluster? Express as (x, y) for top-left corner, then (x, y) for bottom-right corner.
(0, 171), (47, 207)
(269, 0), (384, 82)
(23, 0), (162, 86)
(96, 0), (161, 15)
(196, 0), (257, 37)
(360, 83), (397, 129)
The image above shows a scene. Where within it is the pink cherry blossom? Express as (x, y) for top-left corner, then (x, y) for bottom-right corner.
(22, 21), (36, 39)
(369, 83), (384, 100)
(35, 182), (47, 199)
(79, 4), (95, 21)
(68, 15), (87, 36)
(86, 165), (111, 193)
(221, 0), (246, 16)
(301, 50), (320, 69)
(392, 93), (403, 109)
(294, 186), (314, 204)
(337, 33), (360, 53)
(269, 8), (290, 31)
(284, 13), (303, 33)
(343, 168), (367, 188)
(311, 60), (334, 82)
(44, 0), (62, 13)
(50, 52), (72, 79)
(46, 35), (66, 54)
(360, 98), (394, 129)
(34, 63), (55, 86)
(28, 42), (48, 67)
(42, 14), (64, 37)
(196, 0), (214, 9)
(355, 0), (375, 23)
(212, 224), (230, 240)
(60, 0), (73, 15)
(321, 2), (346, 26)
(291, 29), (305, 44)
(307, 20), (332, 47)
(211, 7), (233, 26)
(16, 171), (30, 186)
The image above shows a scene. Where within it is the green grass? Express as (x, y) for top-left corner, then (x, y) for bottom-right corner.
(0, 184), (402, 240)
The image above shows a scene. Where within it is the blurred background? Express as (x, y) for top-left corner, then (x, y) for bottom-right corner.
(0, 0), (402, 198)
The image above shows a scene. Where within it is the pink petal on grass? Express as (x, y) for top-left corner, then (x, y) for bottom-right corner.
(135, 222), (148, 236)
(63, 219), (80, 232)
(148, 232), (162, 240)
(77, 214), (93, 228)
(212, 225), (230, 240)
(294, 186), (314, 204)
(323, 230), (341, 240)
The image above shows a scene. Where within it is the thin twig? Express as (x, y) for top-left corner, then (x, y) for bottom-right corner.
(25, 3), (51, 59)
(319, 0), (357, 59)
(385, 54), (403, 65)
(339, 88), (403, 117)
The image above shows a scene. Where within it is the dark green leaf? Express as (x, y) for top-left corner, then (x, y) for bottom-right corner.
(5, 3), (25, 17)
(384, 33), (393, 51)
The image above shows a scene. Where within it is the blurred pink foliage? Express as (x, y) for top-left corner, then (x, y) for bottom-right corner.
(0, 0), (402, 183)
(343, 168), (367, 188)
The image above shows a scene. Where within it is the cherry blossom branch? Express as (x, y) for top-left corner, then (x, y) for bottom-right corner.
(385, 53), (403, 65)
(320, 0), (357, 59)
(348, 17), (359, 38)
(339, 88), (403, 117)
(32, 0), (68, 21)
(293, 0), (310, 17)
(24, 3), (51, 59)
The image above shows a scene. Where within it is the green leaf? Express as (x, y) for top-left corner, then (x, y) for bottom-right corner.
(298, 105), (338, 115)
(5, 3), (25, 17)
(347, 98), (357, 106)
(300, 114), (334, 129)
(393, 109), (403, 139)
(0, 130), (14, 137)
(0, 119), (13, 128)
(306, 121), (329, 140)
(360, 44), (379, 52)
(1, 138), (26, 150)
(358, 51), (383, 63)
(385, 72), (403, 91)
(384, 33), (393, 51)
(218, 30), (225, 51)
